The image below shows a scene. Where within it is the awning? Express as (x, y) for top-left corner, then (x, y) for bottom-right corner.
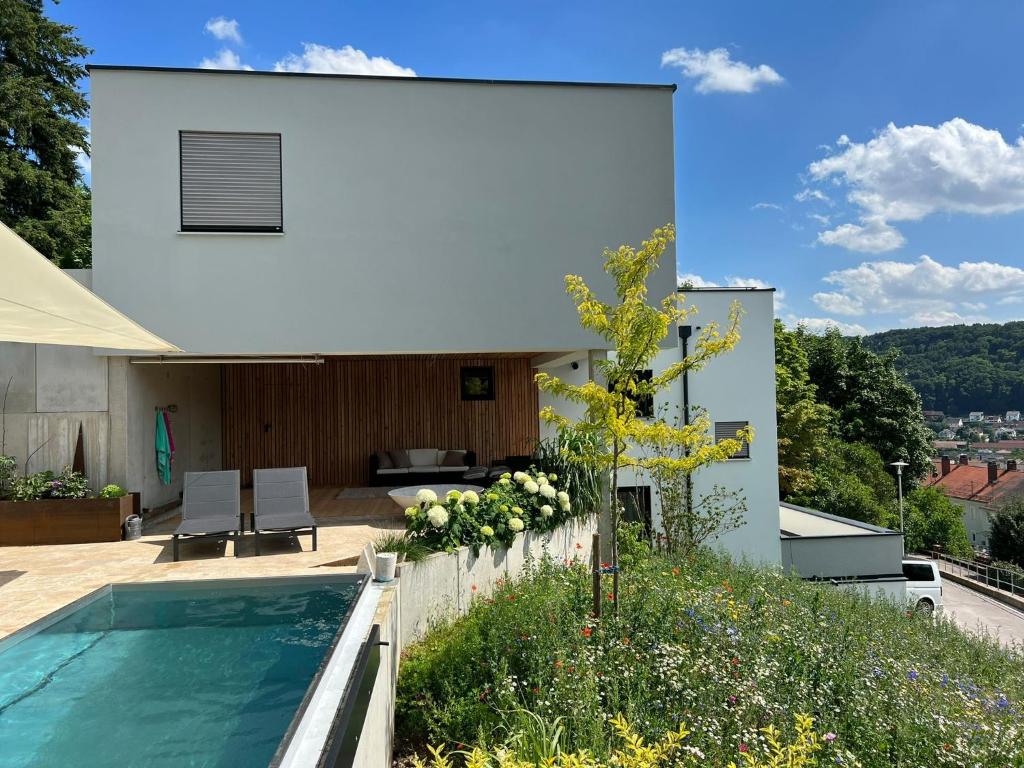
(0, 221), (180, 351)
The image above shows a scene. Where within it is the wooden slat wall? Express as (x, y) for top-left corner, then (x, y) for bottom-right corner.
(222, 355), (540, 486)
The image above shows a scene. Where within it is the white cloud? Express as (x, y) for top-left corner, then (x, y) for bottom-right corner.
(816, 217), (906, 253)
(677, 273), (784, 312)
(810, 254), (1024, 325)
(806, 118), (1024, 251)
(784, 315), (869, 336)
(807, 213), (831, 225)
(199, 48), (253, 71)
(752, 202), (782, 211)
(205, 17), (242, 45)
(274, 43), (415, 76)
(660, 47), (783, 94)
(677, 272), (719, 288)
(794, 188), (832, 205)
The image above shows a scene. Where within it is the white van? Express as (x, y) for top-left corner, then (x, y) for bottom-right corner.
(902, 560), (943, 614)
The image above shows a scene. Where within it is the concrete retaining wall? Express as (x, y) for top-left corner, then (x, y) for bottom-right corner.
(394, 515), (597, 647)
(353, 584), (400, 768)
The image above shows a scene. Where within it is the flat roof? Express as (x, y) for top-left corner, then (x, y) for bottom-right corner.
(679, 286), (776, 293)
(86, 64), (677, 92)
(780, 502), (899, 538)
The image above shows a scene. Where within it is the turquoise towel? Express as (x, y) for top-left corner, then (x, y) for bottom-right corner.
(155, 411), (172, 485)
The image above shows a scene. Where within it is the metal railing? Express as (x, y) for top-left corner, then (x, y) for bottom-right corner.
(928, 550), (1024, 598)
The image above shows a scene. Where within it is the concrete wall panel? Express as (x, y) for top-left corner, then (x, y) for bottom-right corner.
(35, 345), (108, 412)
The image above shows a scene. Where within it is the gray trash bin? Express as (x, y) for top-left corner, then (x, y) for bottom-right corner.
(125, 514), (142, 541)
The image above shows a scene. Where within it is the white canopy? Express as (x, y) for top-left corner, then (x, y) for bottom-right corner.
(0, 221), (180, 351)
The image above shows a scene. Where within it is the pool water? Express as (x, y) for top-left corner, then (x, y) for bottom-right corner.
(0, 578), (363, 768)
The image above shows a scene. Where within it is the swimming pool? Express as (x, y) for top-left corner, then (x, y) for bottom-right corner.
(0, 575), (370, 767)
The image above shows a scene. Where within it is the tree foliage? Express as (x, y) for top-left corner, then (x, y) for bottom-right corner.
(774, 320), (832, 496)
(902, 487), (973, 558)
(799, 328), (932, 484)
(863, 321), (1024, 416)
(788, 439), (897, 527)
(989, 497), (1024, 568)
(536, 224), (746, 599)
(1, 0), (92, 266)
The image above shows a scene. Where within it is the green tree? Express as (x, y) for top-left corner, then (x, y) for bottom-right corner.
(800, 328), (932, 484)
(902, 487), (972, 557)
(1, 0), (92, 266)
(775, 320), (833, 497)
(790, 440), (897, 526)
(536, 224), (746, 604)
(989, 497), (1024, 568)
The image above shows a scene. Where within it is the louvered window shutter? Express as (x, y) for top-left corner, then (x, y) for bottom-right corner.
(180, 131), (282, 232)
(714, 420), (750, 459)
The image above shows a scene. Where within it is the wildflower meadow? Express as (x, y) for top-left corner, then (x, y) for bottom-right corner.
(397, 545), (1024, 767)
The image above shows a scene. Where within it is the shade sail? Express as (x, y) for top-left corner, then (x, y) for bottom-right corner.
(0, 222), (180, 351)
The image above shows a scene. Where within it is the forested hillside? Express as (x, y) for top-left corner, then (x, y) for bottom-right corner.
(863, 321), (1024, 415)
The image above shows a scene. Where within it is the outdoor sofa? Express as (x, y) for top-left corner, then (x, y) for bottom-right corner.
(369, 448), (477, 486)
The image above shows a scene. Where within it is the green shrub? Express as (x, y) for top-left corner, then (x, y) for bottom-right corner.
(9, 467), (90, 501)
(405, 472), (585, 554)
(397, 550), (1023, 767)
(98, 484), (127, 499)
(373, 530), (429, 562)
(0, 454), (16, 498)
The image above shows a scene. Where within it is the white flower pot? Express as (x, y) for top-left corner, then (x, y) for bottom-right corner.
(374, 552), (398, 582)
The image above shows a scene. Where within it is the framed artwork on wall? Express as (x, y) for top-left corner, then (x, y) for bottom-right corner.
(460, 366), (495, 401)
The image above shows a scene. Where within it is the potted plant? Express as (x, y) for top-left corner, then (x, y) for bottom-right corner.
(372, 531), (427, 581)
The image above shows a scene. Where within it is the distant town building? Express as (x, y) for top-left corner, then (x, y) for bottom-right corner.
(928, 456), (1024, 549)
(922, 410), (945, 421)
(984, 414), (1003, 424)
(937, 428), (957, 440)
(946, 417), (963, 429)
(969, 411), (985, 423)
(1007, 410), (1022, 423)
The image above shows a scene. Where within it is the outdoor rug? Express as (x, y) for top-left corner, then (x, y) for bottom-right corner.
(335, 486), (395, 500)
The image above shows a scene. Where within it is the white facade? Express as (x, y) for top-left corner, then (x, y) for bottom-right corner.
(89, 67), (676, 356)
(537, 288), (781, 564)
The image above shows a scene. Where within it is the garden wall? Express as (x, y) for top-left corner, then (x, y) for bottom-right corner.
(391, 515), (597, 647)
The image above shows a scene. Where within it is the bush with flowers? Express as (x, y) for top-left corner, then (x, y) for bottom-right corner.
(404, 470), (583, 555)
(396, 544), (1024, 767)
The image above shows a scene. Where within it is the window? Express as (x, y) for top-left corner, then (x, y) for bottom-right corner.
(618, 486), (652, 537)
(902, 563), (936, 582)
(715, 420), (750, 459)
(608, 369), (654, 418)
(180, 131), (282, 232)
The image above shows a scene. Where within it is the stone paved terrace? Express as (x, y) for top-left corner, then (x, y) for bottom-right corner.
(0, 488), (403, 639)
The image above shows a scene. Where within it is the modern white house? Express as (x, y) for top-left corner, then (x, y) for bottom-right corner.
(1, 67), (680, 513)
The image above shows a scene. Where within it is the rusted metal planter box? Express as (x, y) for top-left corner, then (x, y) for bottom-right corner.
(0, 496), (134, 546)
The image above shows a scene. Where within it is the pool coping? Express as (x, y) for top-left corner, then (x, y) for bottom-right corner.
(0, 572), (378, 767)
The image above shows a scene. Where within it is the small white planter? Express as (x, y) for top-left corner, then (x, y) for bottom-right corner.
(374, 552), (398, 582)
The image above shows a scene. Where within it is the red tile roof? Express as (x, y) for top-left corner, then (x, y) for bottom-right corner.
(927, 461), (1024, 503)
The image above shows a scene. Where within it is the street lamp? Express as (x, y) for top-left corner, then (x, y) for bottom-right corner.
(891, 460), (909, 554)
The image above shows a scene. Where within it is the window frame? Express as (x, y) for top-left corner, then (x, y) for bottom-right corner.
(715, 420), (751, 460)
(178, 130), (284, 234)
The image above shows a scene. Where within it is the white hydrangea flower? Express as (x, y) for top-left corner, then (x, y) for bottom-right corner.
(416, 488), (437, 505)
(462, 490), (479, 504)
(524, 480), (539, 494)
(560, 500), (571, 512)
(480, 525), (494, 537)
(426, 505), (449, 528)
(540, 504), (554, 518)
(513, 471), (528, 484)
(548, 473), (558, 481)
(556, 491), (570, 503)
(539, 484), (556, 499)
(404, 506), (418, 519)
(509, 517), (525, 532)
(499, 477), (511, 486)
(536, 474), (548, 485)
(446, 489), (463, 502)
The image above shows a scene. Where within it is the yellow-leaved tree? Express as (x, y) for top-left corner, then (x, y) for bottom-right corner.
(535, 224), (752, 604)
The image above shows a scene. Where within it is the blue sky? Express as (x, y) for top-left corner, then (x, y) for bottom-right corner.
(55, 1), (1024, 334)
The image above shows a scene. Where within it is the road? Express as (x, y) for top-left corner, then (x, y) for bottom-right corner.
(941, 578), (1024, 648)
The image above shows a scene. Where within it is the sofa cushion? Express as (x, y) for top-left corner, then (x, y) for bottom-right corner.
(376, 467), (409, 475)
(441, 450), (468, 467)
(374, 450), (394, 469)
(438, 465), (470, 473)
(388, 449), (411, 468)
(436, 449), (466, 464)
(408, 448), (439, 467)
